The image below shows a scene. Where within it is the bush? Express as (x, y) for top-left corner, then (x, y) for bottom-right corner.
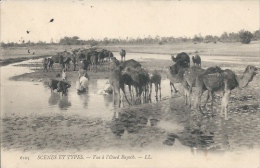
(239, 30), (253, 44)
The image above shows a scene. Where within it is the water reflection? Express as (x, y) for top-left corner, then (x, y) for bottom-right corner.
(110, 111), (149, 137)
(219, 118), (230, 150)
(58, 96), (71, 109)
(162, 113), (232, 154)
(48, 92), (60, 106)
(110, 108), (161, 137)
(103, 94), (113, 107)
(78, 89), (90, 108)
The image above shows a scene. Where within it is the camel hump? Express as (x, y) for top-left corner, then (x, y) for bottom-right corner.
(203, 73), (224, 89)
(178, 52), (188, 56)
(203, 66), (223, 75)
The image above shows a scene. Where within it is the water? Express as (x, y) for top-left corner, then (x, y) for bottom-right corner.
(0, 58), (174, 119)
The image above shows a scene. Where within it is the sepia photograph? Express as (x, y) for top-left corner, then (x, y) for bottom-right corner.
(1, 0), (260, 167)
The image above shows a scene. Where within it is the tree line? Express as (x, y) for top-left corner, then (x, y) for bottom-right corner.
(2, 29), (260, 47)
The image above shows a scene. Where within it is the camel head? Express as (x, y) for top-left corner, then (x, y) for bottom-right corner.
(244, 65), (258, 74)
(243, 65), (258, 82)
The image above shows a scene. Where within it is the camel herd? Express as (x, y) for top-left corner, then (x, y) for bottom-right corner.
(108, 51), (258, 120)
(167, 53), (258, 120)
(46, 48), (258, 120)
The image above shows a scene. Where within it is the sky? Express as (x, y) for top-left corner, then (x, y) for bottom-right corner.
(1, 0), (259, 43)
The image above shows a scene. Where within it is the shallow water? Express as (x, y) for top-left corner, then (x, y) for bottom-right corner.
(1, 58), (175, 120)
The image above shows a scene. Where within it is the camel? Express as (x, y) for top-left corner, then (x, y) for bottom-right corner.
(109, 66), (132, 108)
(195, 65), (258, 120)
(148, 70), (162, 101)
(171, 52), (190, 66)
(42, 58), (48, 72)
(166, 59), (189, 95)
(120, 49), (126, 62)
(192, 54), (201, 67)
(47, 58), (54, 71)
(121, 66), (150, 104)
(120, 59), (142, 101)
(168, 60), (207, 107)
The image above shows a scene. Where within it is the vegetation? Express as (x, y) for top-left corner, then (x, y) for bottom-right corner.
(239, 30), (254, 44)
(1, 29), (259, 47)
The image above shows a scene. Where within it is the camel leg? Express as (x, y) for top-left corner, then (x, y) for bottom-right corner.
(149, 83), (152, 102)
(118, 91), (121, 108)
(195, 87), (204, 115)
(210, 92), (214, 113)
(135, 86), (138, 98)
(140, 87), (144, 104)
(159, 83), (161, 101)
(146, 84), (150, 102)
(142, 86), (145, 102)
(184, 89), (188, 105)
(120, 91), (124, 108)
(203, 90), (211, 108)
(170, 82), (173, 95)
(113, 86), (116, 105)
(188, 85), (193, 108)
(221, 90), (231, 120)
(139, 86), (143, 104)
(173, 84), (178, 93)
(121, 84), (131, 106)
(170, 82), (178, 95)
(155, 84), (158, 101)
(128, 85), (133, 102)
(182, 82), (189, 106)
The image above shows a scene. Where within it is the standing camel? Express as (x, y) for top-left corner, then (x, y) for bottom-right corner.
(109, 66), (131, 108)
(168, 60), (206, 107)
(120, 59), (142, 102)
(195, 65), (258, 120)
(43, 58), (48, 72)
(166, 59), (189, 95)
(120, 49), (126, 62)
(121, 66), (150, 104)
(192, 54), (201, 67)
(149, 70), (162, 101)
